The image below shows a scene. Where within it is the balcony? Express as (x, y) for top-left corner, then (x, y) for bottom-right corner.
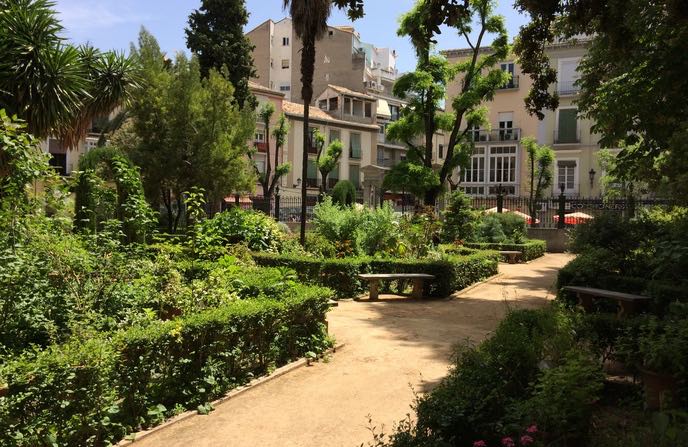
(498, 75), (519, 90)
(468, 128), (521, 142)
(305, 178), (318, 188)
(375, 158), (397, 168)
(557, 81), (580, 96)
(254, 141), (268, 153)
(553, 129), (581, 145)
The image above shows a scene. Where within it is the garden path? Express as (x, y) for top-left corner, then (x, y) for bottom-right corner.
(132, 253), (574, 447)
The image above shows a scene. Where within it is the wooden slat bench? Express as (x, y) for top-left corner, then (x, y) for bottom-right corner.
(499, 250), (522, 264)
(358, 273), (435, 300)
(563, 285), (651, 318)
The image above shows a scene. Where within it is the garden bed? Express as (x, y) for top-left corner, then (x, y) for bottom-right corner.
(252, 251), (499, 299)
(462, 239), (547, 261)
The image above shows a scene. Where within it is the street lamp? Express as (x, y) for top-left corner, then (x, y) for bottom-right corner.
(293, 178), (301, 188)
(588, 168), (596, 188)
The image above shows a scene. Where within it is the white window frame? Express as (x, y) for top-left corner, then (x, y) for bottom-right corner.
(462, 147), (486, 184)
(488, 145), (518, 184)
(555, 157), (580, 195)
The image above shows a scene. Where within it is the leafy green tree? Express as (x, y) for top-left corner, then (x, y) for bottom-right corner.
(185, 0), (257, 108)
(330, 180), (357, 207)
(442, 189), (478, 243)
(121, 29), (256, 232)
(514, 0), (688, 203)
(524, 136), (554, 227)
(281, 0), (364, 245)
(0, 0), (138, 147)
(251, 103), (290, 198)
(382, 160), (440, 199)
(318, 140), (343, 194)
(387, 0), (509, 206)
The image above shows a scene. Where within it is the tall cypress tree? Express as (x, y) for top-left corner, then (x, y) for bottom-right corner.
(185, 0), (257, 108)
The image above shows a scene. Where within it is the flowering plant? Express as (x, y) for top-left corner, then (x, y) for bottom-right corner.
(472, 425), (541, 447)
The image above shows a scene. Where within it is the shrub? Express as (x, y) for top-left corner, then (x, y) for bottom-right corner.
(330, 180), (357, 207)
(0, 287), (333, 446)
(570, 212), (636, 254)
(304, 232), (337, 258)
(475, 213), (508, 243)
(464, 240), (547, 261)
(442, 190), (478, 243)
(252, 251), (499, 299)
(197, 208), (286, 253)
(359, 203), (401, 256)
(312, 197), (362, 255)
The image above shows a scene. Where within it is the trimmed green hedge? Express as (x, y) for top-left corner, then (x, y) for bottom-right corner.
(0, 288), (332, 446)
(463, 239), (547, 261)
(252, 252), (499, 299)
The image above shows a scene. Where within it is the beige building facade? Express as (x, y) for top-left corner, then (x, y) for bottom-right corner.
(443, 38), (608, 198)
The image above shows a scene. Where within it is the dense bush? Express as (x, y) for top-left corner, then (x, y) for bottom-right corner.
(374, 308), (604, 447)
(330, 180), (357, 206)
(252, 251), (499, 299)
(0, 288), (332, 446)
(464, 240), (547, 261)
(442, 190), (478, 243)
(197, 207), (287, 254)
(474, 212), (527, 244)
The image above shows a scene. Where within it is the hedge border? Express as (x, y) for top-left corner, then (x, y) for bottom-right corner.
(463, 240), (547, 262)
(252, 251), (500, 299)
(0, 288), (332, 446)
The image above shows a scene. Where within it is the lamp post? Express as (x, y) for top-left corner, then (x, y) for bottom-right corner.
(557, 183), (566, 229)
(588, 168), (596, 194)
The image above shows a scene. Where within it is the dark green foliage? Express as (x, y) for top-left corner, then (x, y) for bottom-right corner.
(185, 0), (256, 108)
(473, 213), (528, 244)
(0, 290), (332, 445)
(464, 240), (547, 262)
(252, 251), (499, 299)
(197, 208), (287, 254)
(570, 212), (635, 254)
(441, 190), (478, 243)
(304, 232), (337, 258)
(330, 180), (357, 207)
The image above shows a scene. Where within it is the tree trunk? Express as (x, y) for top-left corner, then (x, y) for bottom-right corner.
(300, 34), (316, 246)
(173, 194), (183, 234)
(162, 187), (173, 234)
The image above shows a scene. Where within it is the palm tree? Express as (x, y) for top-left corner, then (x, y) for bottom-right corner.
(0, 0), (138, 147)
(281, 0), (332, 245)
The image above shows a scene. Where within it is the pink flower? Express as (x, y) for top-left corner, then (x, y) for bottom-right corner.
(520, 435), (534, 446)
(501, 437), (515, 447)
(473, 441), (488, 447)
(526, 425), (538, 434)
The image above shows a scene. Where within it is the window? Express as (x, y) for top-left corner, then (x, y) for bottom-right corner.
(279, 84), (291, 92)
(255, 130), (265, 142)
(281, 59), (289, 69)
(389, 104), (400, 121)
(328, 163), (339, 188)
(557, 160), (577, 191)
(329, 129), (341, 144)
(309, 127), (319, 154)
(468, 124), (483, 142)
(461, 186), (485, 196)
(270, 59), (273, 68)
(255, 159), (266, 173)
(328, 97), (338, 111)
(556, 108), (578, 143)
(318, 100), (328, 110)
(349, 132), (361, 159)
(558, 58), (581, 94)
(364, 102), (372, 118)
(48, 153), (67, 176)
(349, 164), (360, 188)
(498, 112), (514, 141)
(352, 99), (363, 116)
(306, 159), (318, 187)
(488, 185), (515, 195)
(438, 144), (444, 159)
(499, 62), (516, 88)
(282, 37), (290, 46)
(462, 147), (485, 183)
(489, 146), (517, 183)
(344, 97), (351, 114)
(328, 30), (334, 36)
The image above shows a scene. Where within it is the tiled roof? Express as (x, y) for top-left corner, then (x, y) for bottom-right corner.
(326, 84), (376, 101)
(248, 80), (285, 97)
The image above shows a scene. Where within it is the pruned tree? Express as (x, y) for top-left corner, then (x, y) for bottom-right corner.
(387, 0), (510, 206)
(251, 103), (290, 198)
(523, 136), (554, 227)
(317, 139), (343, 194)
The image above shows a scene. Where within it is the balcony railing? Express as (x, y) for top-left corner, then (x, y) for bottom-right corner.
(468, 128), (521, 142)
(254, 141), (268, 153)
(498, 75), (519, 90)
(557, 81), (580, 96)
(553, 129), (581, 144)
(375, 158), (397, 168)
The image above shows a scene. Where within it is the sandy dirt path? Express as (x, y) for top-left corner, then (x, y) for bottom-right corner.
(133, 253), (573, 447)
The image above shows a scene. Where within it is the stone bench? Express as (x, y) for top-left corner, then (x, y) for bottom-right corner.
(358, 273), (435, 300)
(563, 285), (651, 318)
(499, 250), (522, 264)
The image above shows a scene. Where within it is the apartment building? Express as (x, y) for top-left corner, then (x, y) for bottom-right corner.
(246, 18), (398, 102)
(40, 135), (99, 176)
(443, 37), (607, 197)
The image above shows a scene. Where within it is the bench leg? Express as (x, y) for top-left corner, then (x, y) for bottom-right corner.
(369, 279), (379, 300)
(509, 254), (518, 264)
(411, 279), (424, 299)
(578, 293), (594, 312)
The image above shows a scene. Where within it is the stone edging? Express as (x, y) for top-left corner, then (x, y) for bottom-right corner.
(117, 343), (345, 445)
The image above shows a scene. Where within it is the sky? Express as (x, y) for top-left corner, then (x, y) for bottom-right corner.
(53, 0), (530, 73)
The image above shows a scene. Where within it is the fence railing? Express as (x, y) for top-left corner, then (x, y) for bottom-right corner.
(224, 194), (672, 225)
